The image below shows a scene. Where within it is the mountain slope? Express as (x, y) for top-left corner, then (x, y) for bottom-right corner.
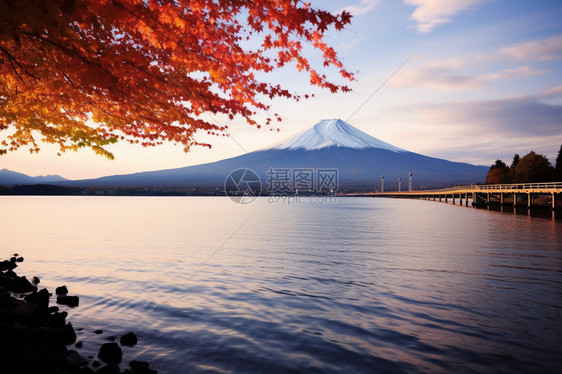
(62, 119), (487, 189)
(0, 169), (68, 186)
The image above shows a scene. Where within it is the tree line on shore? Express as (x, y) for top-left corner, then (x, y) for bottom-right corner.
(486, 145), (562, 184)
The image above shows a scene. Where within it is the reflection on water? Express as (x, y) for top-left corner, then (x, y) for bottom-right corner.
(0, 196), (561, 373)
(483, 204), (562, 220)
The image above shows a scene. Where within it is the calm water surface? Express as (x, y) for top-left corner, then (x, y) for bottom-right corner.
(1, 196), (561, 373)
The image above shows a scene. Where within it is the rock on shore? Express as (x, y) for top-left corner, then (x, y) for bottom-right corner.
(0, 255), (157, 374)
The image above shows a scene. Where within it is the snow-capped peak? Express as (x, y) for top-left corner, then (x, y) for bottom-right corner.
(267, 119), (405, 152)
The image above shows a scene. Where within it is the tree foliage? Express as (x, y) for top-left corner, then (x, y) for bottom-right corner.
(0, 0), (353, 158)
(509, 153), (519, 170)
(512, 151), (554, 183)
(507, 153), (519, 182)
(486, 159), (509, 184)
(556, 145), (562, 182)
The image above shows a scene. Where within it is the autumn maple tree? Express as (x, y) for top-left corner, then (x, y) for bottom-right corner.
(0, 0), (353, 158)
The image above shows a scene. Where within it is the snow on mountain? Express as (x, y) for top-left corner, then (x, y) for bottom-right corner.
(268, 118), (406, 152)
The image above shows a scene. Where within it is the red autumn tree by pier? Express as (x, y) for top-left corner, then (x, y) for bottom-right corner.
(0, 0), (353, 158)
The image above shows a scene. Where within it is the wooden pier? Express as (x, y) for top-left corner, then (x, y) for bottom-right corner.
(366, 182), (562, 210)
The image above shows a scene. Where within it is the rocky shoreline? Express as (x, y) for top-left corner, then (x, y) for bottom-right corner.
(0, 255), (157, 374)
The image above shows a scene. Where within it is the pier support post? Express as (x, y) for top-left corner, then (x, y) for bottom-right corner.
(552, 193), (556, 210)
(465, 193), (469, 207)
(528, 193), (531, 208)
(452, 194), (456, 205)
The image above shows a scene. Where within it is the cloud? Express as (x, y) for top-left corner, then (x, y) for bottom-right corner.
(337, 0), (380, 16)
(391, 67), (481, 90)
(542, 85), (562, 97)
(498, 35), (562, 61)
(482, 65), (545, 81)
(376, 96), (562, 164)
(405, 0), (493, 33)
(386, 34), (560, 91)
(390, 64), (544, 90)
(416, 97), (562, 135)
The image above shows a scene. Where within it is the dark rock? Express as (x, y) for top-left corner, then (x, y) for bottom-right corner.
(129, 361), (150, 370)
(49, 311), (68, 328)
(32, 276), (40, 284)
(10, 256), (17, 263)
(56, 285), (69, 295)
(120, 332), (138, 347)
(57, 295), (79, 307)
(12, 276), (36, 293)
(94, 329), (104, 334)
(16, 256), (24, 262)
(0, 259), (17, 271)
(56, 321), (77, 344)
(0, 299), (41, 324)
(0, 290), (12, 305)
(79, 367), (96, 374)
(24, 287), (50, 307)
(93, 360), (102, 367)
(48, 306), (60, 314)
(66, 349), (88, 367)
(129, 361), (157, 374)
(97, 364), (121, 374)
(75, 341), (83, 348)
(98, 342), (122, 364)
(5, 269), (17, 278)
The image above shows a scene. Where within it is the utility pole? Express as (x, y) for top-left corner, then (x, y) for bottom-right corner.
(381, 176), (384, 193)
(408, 173), (413, 191)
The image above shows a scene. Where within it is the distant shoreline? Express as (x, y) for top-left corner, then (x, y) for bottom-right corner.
(0, 184), (354, 196)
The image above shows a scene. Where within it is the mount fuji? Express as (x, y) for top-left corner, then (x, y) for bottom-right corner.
(61, 119), (487, 190)
(268, 118), (406, 152)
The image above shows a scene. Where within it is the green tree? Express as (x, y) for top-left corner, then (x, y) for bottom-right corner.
(512, 151), (555, 182)
(556, 145), (562, 181)
(486, 159), (510, 184)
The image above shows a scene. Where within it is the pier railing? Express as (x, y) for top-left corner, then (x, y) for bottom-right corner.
(472, 182), (562, 191)
(404, 182), (562, 194)
(367, 181), (562, 210)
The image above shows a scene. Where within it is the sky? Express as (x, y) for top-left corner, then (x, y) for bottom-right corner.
(2, 0), (562, 180)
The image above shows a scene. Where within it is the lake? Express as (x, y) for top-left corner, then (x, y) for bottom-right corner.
(1, 196), (561, 373)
